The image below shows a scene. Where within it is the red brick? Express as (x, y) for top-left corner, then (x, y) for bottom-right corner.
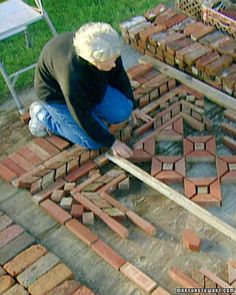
(97, 173), (126, 193)
(99, 212), (129, 238)
(33, 178), (65, 204)
(152, 287), (171, 295)
(144, 4), (166, 21)
(126, 211), (156, 236)
(82, 212), (94, 225)
(127, 63), (153, 80)
(34, 138), (60, 156)
(223, 136), (236, 152)
(184, 22), (205, 36)
(4, 244), (47, 276)
(64, 182), (76, 192)
(66, 219), (98, 246)
(0, 215), (13, 232)
(71, 204), (84, 218)
(209, 179), (222, 203)
(182, 228), (201, 251)
(184, 179), (196, 199)
(12, 173), (38, 190)
(155, 171), (183, 184)
(30, 178), (42, 195)
(221, 171), (236, 183)
(8, 152), (34, 171)
(205, 55), (233, 77)
(79, 151), (91, 165)
(143, 137), (156, 155)
(154, 8), (177, 26)
(184, 45), (212, 67)
(224, 109), (236, 122)
(46, 280), (81, 295)
(46, 135), (70, 150)
(164, 13), (187, 29)
(175, 157), (186, 177)
(205, 137), (216, 155)
(28, 263), (74, 295)
(191, 194), (221, 207)
(1, 158), (26, 176)
(0, 275), (15, 293)
(72, 286), (95, 295)
(195, 51), (220, 72)
(189, 177), (216, 186)
(51, 189), (66, 203)
(100, 192), (128, 213)
(0, 224), (24, 248)
(120, 262), (157, 293)
(166, 38), (194, 56)
(150, 157), (161, 176)
(139, 25), (166, 42)
(216, 157), (228, 179)
(91, 239), (126, 270)
(18, 146), (43, 166)
(27, 141), (51, 161)
(179, 85), (204, 100)
(173, 118), (183, 134)
(190, 25), (215, 41)
(169, 268), (203, 287)
(73, 192), (103, 216)
(176, 43), (203, 63)
(65, 161), (97, 182)
(41, 199), (72, 224)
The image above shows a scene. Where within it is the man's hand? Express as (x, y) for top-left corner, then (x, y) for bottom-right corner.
(111, 140), (133, 158)
(131, 109), (153, 125)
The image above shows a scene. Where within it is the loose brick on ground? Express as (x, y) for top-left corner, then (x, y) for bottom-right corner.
(51, 189), (66, 203)
(17, 252), (60, 288)
(32, 178), (65, 204)
(41, 199), (72, 224)
(71, 204), (84, 218)
(82, 212), (94, 225)
(60, 197), (73, 211)
(65, 161), (97, 182)
(144, 4), (166, 21)
(65, 219), (98, 246)
(182, 228), (201, 251)
(18, 146), (43, 166)
(34, 138), (60, 156)
(99, 212), (129, 238)
(91, 239), (126, 270)
(4, 244), (47, 277)
(100, 192), (128, 213)
(169, 268), (203, 287)
(126, 211), (156, 236)
(46, 135), (70, 150)
(1, 158), (26, 176)
(120, 262), (157, 293)
(28, 263), (74, 295)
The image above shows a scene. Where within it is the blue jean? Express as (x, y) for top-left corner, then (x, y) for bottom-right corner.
(38, 85), (133, 149)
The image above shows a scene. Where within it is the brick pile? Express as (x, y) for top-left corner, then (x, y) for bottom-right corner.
(222, 109), (236, 152)
(120, 4), (236, 97)
(0, 211), (95, 295)
(169, 265), (236, 289)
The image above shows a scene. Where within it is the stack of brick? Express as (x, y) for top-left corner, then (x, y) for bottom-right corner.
(0, 211), (95, 295)
(120, 4), (236, 97)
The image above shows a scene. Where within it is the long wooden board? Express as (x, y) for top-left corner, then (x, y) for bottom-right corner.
(106, 152), (236, 243)
(139, 55), (236, 112)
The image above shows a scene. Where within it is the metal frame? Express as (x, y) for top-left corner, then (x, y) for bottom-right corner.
(0, 0), (57, 114)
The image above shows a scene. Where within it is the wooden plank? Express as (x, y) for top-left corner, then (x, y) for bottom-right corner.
(139, 55), (236, 112)
(106, 152), (236, 243)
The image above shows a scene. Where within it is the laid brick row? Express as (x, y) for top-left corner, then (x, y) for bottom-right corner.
(0, 211), (95, 294)
(120, 4), (236, 98)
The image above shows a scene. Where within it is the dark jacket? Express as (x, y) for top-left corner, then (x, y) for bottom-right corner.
(34, 32), (135, 147)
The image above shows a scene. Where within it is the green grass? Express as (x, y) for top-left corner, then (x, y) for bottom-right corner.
(0, 0), (169, 104)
